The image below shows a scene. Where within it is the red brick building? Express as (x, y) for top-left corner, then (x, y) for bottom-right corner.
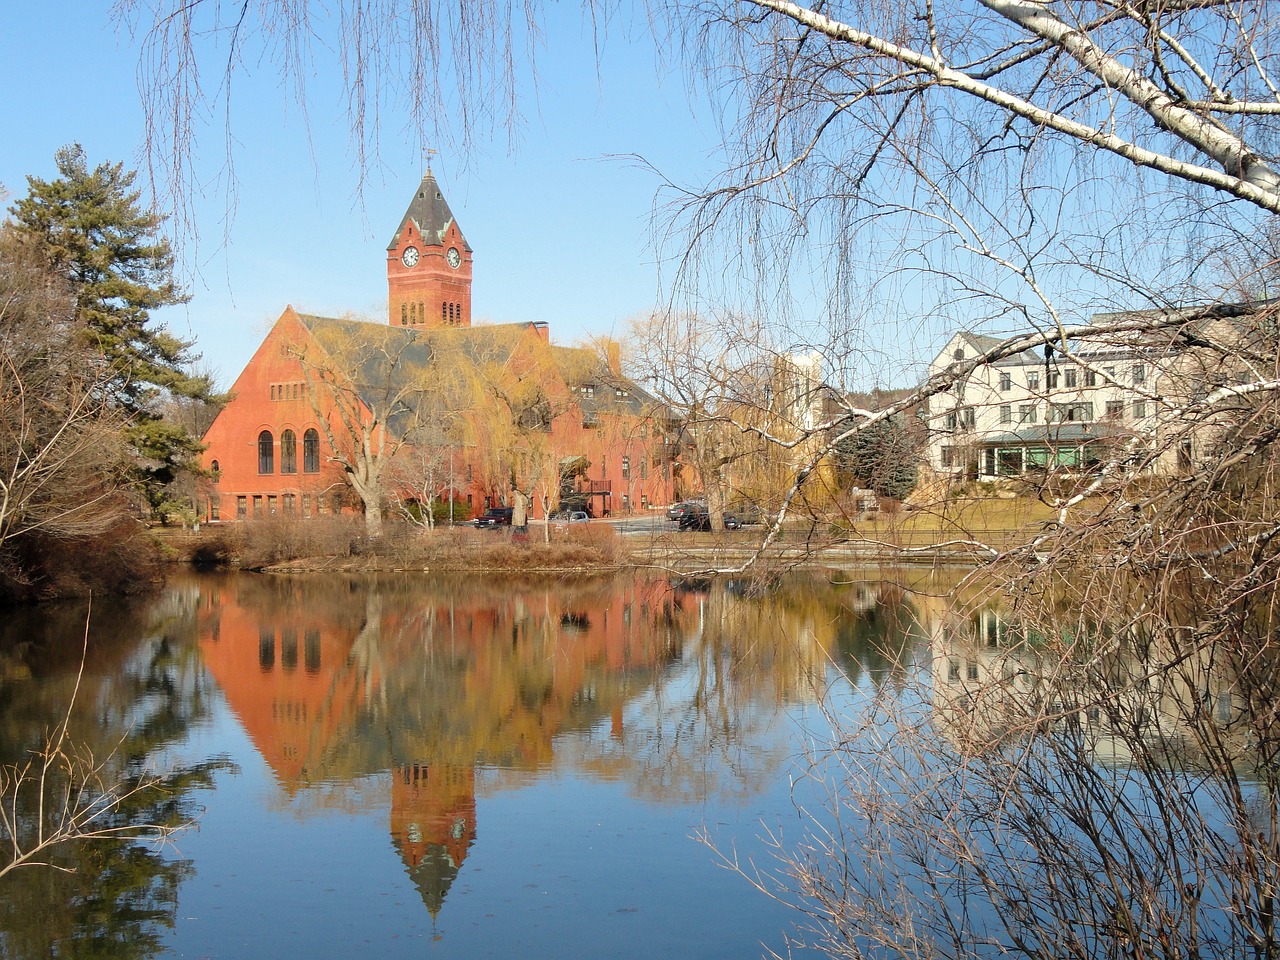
(199, 170), (676, 523)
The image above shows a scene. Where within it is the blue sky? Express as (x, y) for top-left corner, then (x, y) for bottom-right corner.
(1, 2), (728, 389)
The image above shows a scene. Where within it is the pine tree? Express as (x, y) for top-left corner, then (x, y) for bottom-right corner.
(8, 144), (217, 495)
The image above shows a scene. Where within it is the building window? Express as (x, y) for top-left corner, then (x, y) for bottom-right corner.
(953, 348), (964, 361)
(581, 384), (595, 397)
(1027, 372), (1041, 391)
(1065, 369), (1078, 388)
(302, 429), (320, 473)
(999, 405), (1012, 424)
(252, 495), (263, 518)
(1019, 404), (1036, 423)
(237, 496), (247, 519)
(1133, 364), (1146, 384)
(1133, 400), (1148, 419)
(211, 459), (220, 482)
(1050, 401), (1094, 422)
(967, 662), (979, 682)
(302, 494), (311, 517)
(948, 659), (960, 682)
(331, 492), (344, 513)
(410, 303), (417, 325)
(941, 446), (954, 468)
(1105, 400), (1125, 420)
(258, 430), (274, 474)
(209, 498), (220, 521)
(282, 493), (296, 514)
(1047, 372), (1060, 389)
(622, 456), (631, 479)
(639, 459), (647, 480)
(999, 372), (1011, 392)
(401, 304), (408, 325)
(267, 495), (277, 514)
(280, 429), (297, 474)
(466, 463), (473, 482)
(1084, 369), (1097, 387)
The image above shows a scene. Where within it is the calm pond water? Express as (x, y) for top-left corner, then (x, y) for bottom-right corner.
(0, 569), (935, 960)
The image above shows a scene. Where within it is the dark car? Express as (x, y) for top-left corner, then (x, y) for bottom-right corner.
(678, 507), (741, 531)
(666, 500), (707, 521)
(473, 506), (514, 528)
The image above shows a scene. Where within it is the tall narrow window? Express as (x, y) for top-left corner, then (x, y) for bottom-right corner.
(211, 460), (220, 482)
(303, 429), (320, 473)
(401, 304), (408, 325)
(410, 303), (417, 324)
(442, 302), (448, 324)
(280, 429), (297, 474)
(258, 430), (274, 474)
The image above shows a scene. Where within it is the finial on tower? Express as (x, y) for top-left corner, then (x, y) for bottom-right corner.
(423, 147), (437, 178)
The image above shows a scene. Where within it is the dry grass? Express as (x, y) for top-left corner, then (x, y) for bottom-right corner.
(177, 517), (622, 572)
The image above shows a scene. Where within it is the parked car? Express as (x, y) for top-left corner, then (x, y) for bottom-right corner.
(473, 506), (514, 528)
(727, 501), (764, 524)
(666, 500), (706, 521)
(678, 507), (741, 531)
(551, 510), (591, 532)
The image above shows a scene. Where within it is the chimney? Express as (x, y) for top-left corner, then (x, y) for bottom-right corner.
(532, 321), (549, 341)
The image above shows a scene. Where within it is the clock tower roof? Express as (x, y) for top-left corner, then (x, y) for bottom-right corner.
(388, 169), (472, 252)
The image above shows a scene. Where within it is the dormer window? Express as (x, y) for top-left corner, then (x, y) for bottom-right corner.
(953, 348), (965, 361)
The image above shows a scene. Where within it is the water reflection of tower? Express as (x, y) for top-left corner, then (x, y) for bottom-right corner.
(390, 761), (477, 918)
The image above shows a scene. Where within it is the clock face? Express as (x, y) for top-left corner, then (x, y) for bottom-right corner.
(446, 247), (461, 269)
(401, 246), (420, 267)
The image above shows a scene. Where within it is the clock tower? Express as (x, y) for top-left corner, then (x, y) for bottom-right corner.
(387, 169), (473, 328)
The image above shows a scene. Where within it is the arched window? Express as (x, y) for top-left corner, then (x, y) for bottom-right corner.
(456, 302), (462, 324)
(258, 430), (274, 474)
(280, 429), (297, 474)
(442, 302), (447, 324)
(410, 303), (417, 324)
(210, 459), (220, 483)
(401, 304), (408, 325)
(419, 301), (425, 324)
(303, 429), (320, 473)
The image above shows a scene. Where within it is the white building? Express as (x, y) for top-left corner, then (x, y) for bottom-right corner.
(925, 303), (1268, 480)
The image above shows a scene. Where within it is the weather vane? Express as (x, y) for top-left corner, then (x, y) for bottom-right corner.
(424, 147), (437, 177)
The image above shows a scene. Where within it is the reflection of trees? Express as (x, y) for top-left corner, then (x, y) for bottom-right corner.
(751, 584), (1280, 960)
(559, 576), (859, 805)
(0, 584), (228, 960)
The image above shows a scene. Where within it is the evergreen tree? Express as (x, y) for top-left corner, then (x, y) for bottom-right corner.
(8, 144), (217, 496)
(834, 413), (919, 502)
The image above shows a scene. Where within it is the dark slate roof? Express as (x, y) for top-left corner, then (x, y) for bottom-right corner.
(295, 314), (663, 431)
(387, 170), (473, 251)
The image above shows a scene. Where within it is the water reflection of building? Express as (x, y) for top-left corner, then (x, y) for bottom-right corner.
(196, 577), (371, 788)
(194, 574), (699, 919)
(390, 762), (476, 918)
(928, 603), (1251, 764)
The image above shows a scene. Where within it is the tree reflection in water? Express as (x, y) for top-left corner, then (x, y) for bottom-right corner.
(0, 587), (232, 960)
